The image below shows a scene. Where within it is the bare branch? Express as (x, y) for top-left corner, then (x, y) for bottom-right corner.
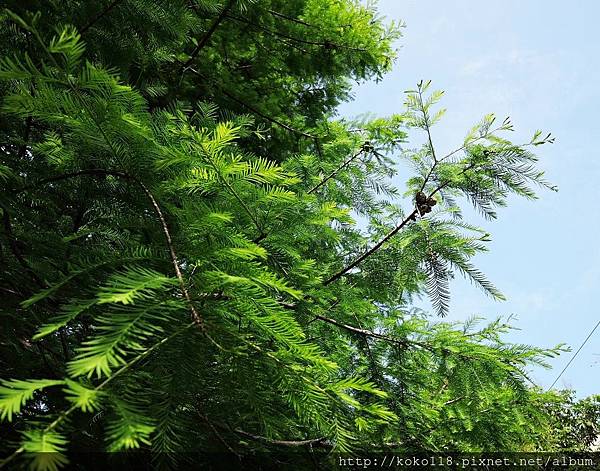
(233, 427), (328, 447)
(443, 396), (464, 406)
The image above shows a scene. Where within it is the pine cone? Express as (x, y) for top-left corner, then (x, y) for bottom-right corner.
(418, 204), (429, 215)
(427, 197), (437, 207)
(416, 191), (427, 204)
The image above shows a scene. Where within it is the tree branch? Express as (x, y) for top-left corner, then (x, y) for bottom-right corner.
(308, 148), (365, 194)
(352, 312), (386, 386)
(232, 427), (328, 447)
(323, 208), (418, 285)
(266, 9), (316, 28)
(201, 150), (264, 236)
(1, 206), (44, 287)
(184, 66), (317, 140)
(15, 169), (205, 328)
(136, 180), (204, 328)
(226, 14), (366, 52)
(0, 323), (195, 469)
(417, 83), (438, 163)
(196, 411), (329, 448)
(312, 313), (439, 354)
(183, 0), (237, 67)
(323, 157), (480, 286)
(443, 396), (464, 406)
(198, 412), (241, 457)
(80, 0), (127, 34)
(15, 169), (130, 194)
(416, 83), (440, 193)
(219, 86), (317, 139)
(18, 117), (32, 159)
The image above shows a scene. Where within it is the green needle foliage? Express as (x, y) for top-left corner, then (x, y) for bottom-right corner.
(0, 1), (590, 469)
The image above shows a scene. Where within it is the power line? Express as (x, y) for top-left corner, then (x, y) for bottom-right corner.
(548, 319), (600, 390)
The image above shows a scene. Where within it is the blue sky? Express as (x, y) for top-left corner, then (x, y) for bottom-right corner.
(339, 0), (600, 397)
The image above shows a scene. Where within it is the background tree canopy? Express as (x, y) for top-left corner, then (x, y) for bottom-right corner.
(0, 0), (598, 469)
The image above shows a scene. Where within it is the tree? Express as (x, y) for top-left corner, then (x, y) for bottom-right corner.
(538, 391), (600, 451)
(0, 1), (571, 469)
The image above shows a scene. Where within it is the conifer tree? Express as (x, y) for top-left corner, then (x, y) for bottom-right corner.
(0, 1), (579, 469)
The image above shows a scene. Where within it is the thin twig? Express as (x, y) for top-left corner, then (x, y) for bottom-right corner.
(443, 396), (464, 406)
(15, 169), (205, 328)
(219, 86), (317, 139)
(200, 150), (263, 236)
(197, 413), (328, 448)
(15, 169), (131, 195)
(314, 314), (411, 348)
(1, 206), (44, 287)
(59, 329), (70, 361)
(183, 0), (237, 67)
(80, 0), (127, 34)
(137, 181), (204, 328)
(0, 323), (195, 469)
(323, 158), (479, 286)
(416, 83), (439, 193)
(233, 428), (327, 447)
(226, 14), (366, 52)
(18, 117), (32, 159)
(198, 412), (241, 457)
(352, 312), (385, 386)
(308, 148), (365, 194)
(185, 67), (317, 140)
(266, 9), (316, 28)
(323, 208), (417, 285)
(417, 83), (438, 163)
